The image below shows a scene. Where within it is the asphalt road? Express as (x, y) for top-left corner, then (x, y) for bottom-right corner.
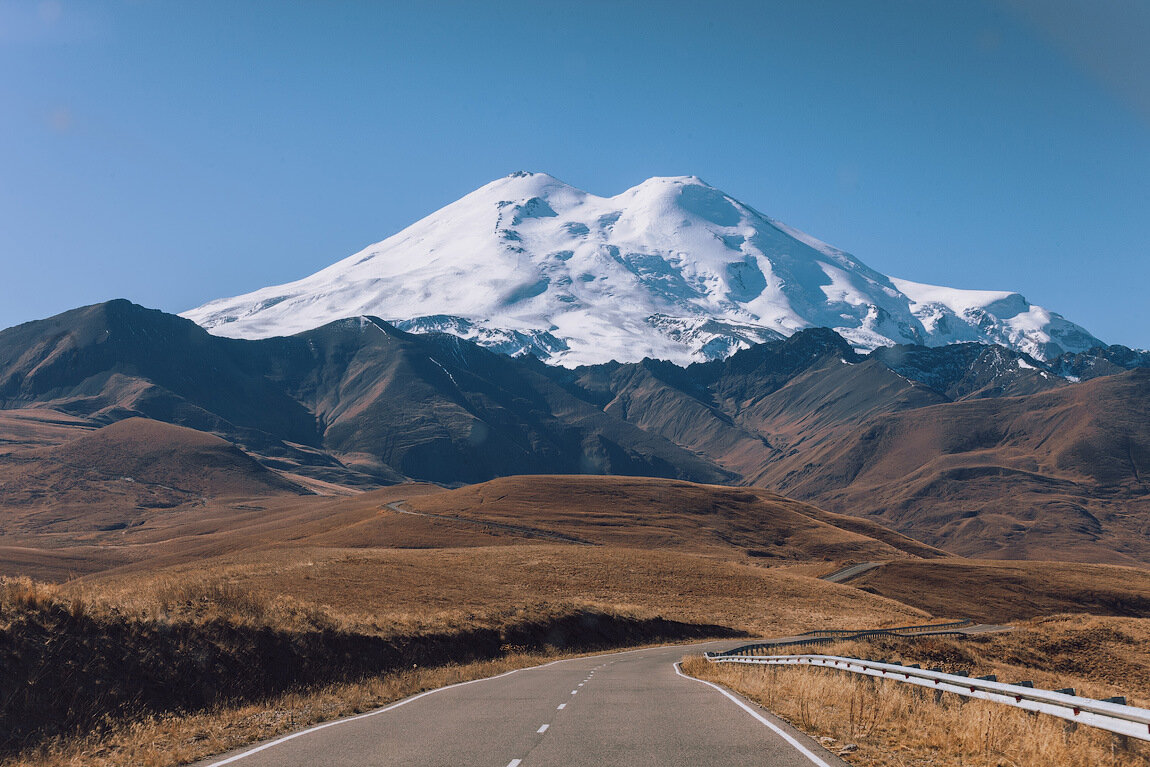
(819, 562), (881, 583)
(194, 641), (849, 767)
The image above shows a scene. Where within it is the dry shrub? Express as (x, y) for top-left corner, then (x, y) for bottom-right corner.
(683, 656), (1150, 767)
(0, 576), (59, 614)
(155, 578), (270, 619)
(147, 576), (341, 632)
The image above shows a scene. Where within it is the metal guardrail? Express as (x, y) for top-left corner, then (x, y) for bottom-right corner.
(707, 653), (1150, 742)
(715, 620), (974, 657)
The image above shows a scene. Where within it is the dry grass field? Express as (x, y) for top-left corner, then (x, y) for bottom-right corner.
(400, 475), (949, 559)
(2, 469), (1150, 766)
(74, 544), (927, 638)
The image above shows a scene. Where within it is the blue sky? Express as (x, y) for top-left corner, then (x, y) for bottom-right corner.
(1, 0), (1147, 348)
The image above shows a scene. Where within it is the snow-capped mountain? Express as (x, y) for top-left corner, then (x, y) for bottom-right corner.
(183, 172), (1103, 366)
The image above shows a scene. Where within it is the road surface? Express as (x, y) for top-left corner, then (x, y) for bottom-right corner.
(820, 562), (881, 583)
(195, 640), (849, 767)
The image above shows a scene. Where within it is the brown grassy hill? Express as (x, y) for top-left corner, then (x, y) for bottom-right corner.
(0, 408), (95, 455)
(4, 470), (1150, 765)
(397, 475), (948, 560)
(543, 333), (1149, 564)
(0, 418), (307, 534)
(0, 475), (944, 583)
(765, 368), (1150, 563)
(850, 559), (1150, 622)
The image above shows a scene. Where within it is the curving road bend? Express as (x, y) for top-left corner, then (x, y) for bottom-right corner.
(194, 641), (849, 767)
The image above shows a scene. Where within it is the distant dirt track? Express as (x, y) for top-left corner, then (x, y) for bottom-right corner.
(384, 500), (597, 545)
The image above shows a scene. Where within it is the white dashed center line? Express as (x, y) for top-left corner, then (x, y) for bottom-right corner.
(506, 760), (522, 767)
(557, 703), (566, 710)
(571, 690), (577, 695)
(537, 724), (550, 733)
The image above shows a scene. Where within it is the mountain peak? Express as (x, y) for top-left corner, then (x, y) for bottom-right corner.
(477, 170), (575, 197)
(182, 173), (1104, 366)
(629, 174), (714, 189)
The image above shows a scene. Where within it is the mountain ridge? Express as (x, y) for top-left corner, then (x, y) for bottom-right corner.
(182, 172), (1105, 366)
(3, 300), (1149, 563)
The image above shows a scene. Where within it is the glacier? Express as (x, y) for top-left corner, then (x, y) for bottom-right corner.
(182, 172), (1104, 366)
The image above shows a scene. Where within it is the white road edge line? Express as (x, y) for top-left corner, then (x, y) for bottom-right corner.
(537, 723), (550, 733)
(673, 662), (835, 767)
(201, 640), (731, 766)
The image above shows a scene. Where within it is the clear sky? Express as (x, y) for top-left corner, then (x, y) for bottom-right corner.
(1, 0), (1147, 348)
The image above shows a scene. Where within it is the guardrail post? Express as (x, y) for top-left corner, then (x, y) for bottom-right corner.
(1057, 692), (1080, 735)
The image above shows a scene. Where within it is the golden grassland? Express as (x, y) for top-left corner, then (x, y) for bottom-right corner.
(683, 614), (1150, 767)
(0, 473), (947, 766)
(70, 543), (929, 636)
